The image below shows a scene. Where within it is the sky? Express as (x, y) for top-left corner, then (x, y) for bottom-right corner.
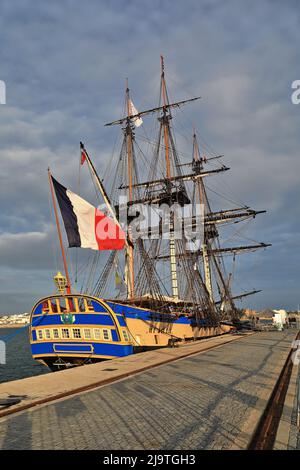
(0, 0), (299, 313)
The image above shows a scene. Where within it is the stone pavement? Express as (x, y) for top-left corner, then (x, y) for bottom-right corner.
(0, 330), (296, 450)
(0, 332), (246, 416)
(274, 358), (299, 450)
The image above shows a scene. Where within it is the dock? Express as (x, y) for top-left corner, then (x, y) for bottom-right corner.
(0, 330), (298, 450)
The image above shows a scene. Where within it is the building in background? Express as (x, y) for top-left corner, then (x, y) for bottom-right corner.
(0, 313), (30, 325)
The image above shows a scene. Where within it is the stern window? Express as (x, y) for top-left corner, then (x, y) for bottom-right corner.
(94, 329), (101, 340)
(103, 329), (111, 341)
(83, 329), (92, 339)
(73, 328), (81, 339)
(61, 328), (70, 339)
(37, 330), (43, 340)
(45, 329), (51, 340)
(53, 329), (59, 339)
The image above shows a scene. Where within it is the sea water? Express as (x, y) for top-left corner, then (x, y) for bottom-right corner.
(0, 328), (49, 384)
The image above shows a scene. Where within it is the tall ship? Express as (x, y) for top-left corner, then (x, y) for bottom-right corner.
(30, 57), (270, 370)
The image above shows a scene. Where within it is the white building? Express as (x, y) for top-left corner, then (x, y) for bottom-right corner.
(0, 313), (30, 325)
(273, 309), (288, 329)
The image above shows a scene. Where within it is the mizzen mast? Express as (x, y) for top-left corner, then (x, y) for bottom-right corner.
(160, 55), (179, 300)
(190, 129), (271, 319)
(192, 131), (213, 302)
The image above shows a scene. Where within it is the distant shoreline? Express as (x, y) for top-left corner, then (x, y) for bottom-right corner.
(0, 324), (29, 329)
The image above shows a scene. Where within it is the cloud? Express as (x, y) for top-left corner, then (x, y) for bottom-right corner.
(0, 231), (50, 269)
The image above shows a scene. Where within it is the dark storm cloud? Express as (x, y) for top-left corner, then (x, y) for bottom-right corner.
(0, 0), (299, 311)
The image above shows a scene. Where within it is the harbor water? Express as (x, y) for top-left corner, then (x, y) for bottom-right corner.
(0, 328), (49, 384)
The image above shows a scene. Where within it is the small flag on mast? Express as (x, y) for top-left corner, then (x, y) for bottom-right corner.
(80, 144), (87, 165)
(129, 99), (143, 127)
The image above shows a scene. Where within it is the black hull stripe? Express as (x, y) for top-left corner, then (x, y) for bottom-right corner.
(51, 176), (81, 247)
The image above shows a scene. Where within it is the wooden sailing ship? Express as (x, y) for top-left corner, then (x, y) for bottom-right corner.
(29, 57), (270, 370)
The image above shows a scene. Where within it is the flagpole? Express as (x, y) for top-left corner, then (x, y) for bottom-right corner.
(80, 142), (130, 247)
(80, 143), (121, 227)
(48, 168), (72, 294)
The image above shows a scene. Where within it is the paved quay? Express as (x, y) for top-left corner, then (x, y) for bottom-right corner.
(275, 354), (300, 450)
(0, 330), (296, 450)
(0, 332), (246, 416)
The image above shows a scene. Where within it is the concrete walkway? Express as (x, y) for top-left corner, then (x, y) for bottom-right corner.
(274, 355), (300, 450)
(0, 330), (296, 450)
(0, 332), (247, 417)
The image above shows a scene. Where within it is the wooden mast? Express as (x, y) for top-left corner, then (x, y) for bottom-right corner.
(48, 168), (71, 294)
(193, 131), (213, 301)
(125, 81), (135, 300)
(192, 132), (239, 315)
(161, 56), (171, 179)
(160, 56), (179, 300)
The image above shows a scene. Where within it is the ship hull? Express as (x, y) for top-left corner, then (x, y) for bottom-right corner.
(30, 294), (231, 370)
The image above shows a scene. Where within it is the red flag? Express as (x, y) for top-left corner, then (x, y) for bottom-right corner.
(95, 208), (126, 250)
(80, 141), (88, 165)
(81, 148), (87, 165)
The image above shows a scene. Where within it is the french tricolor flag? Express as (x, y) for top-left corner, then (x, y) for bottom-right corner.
(51, 176), (126, 251)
